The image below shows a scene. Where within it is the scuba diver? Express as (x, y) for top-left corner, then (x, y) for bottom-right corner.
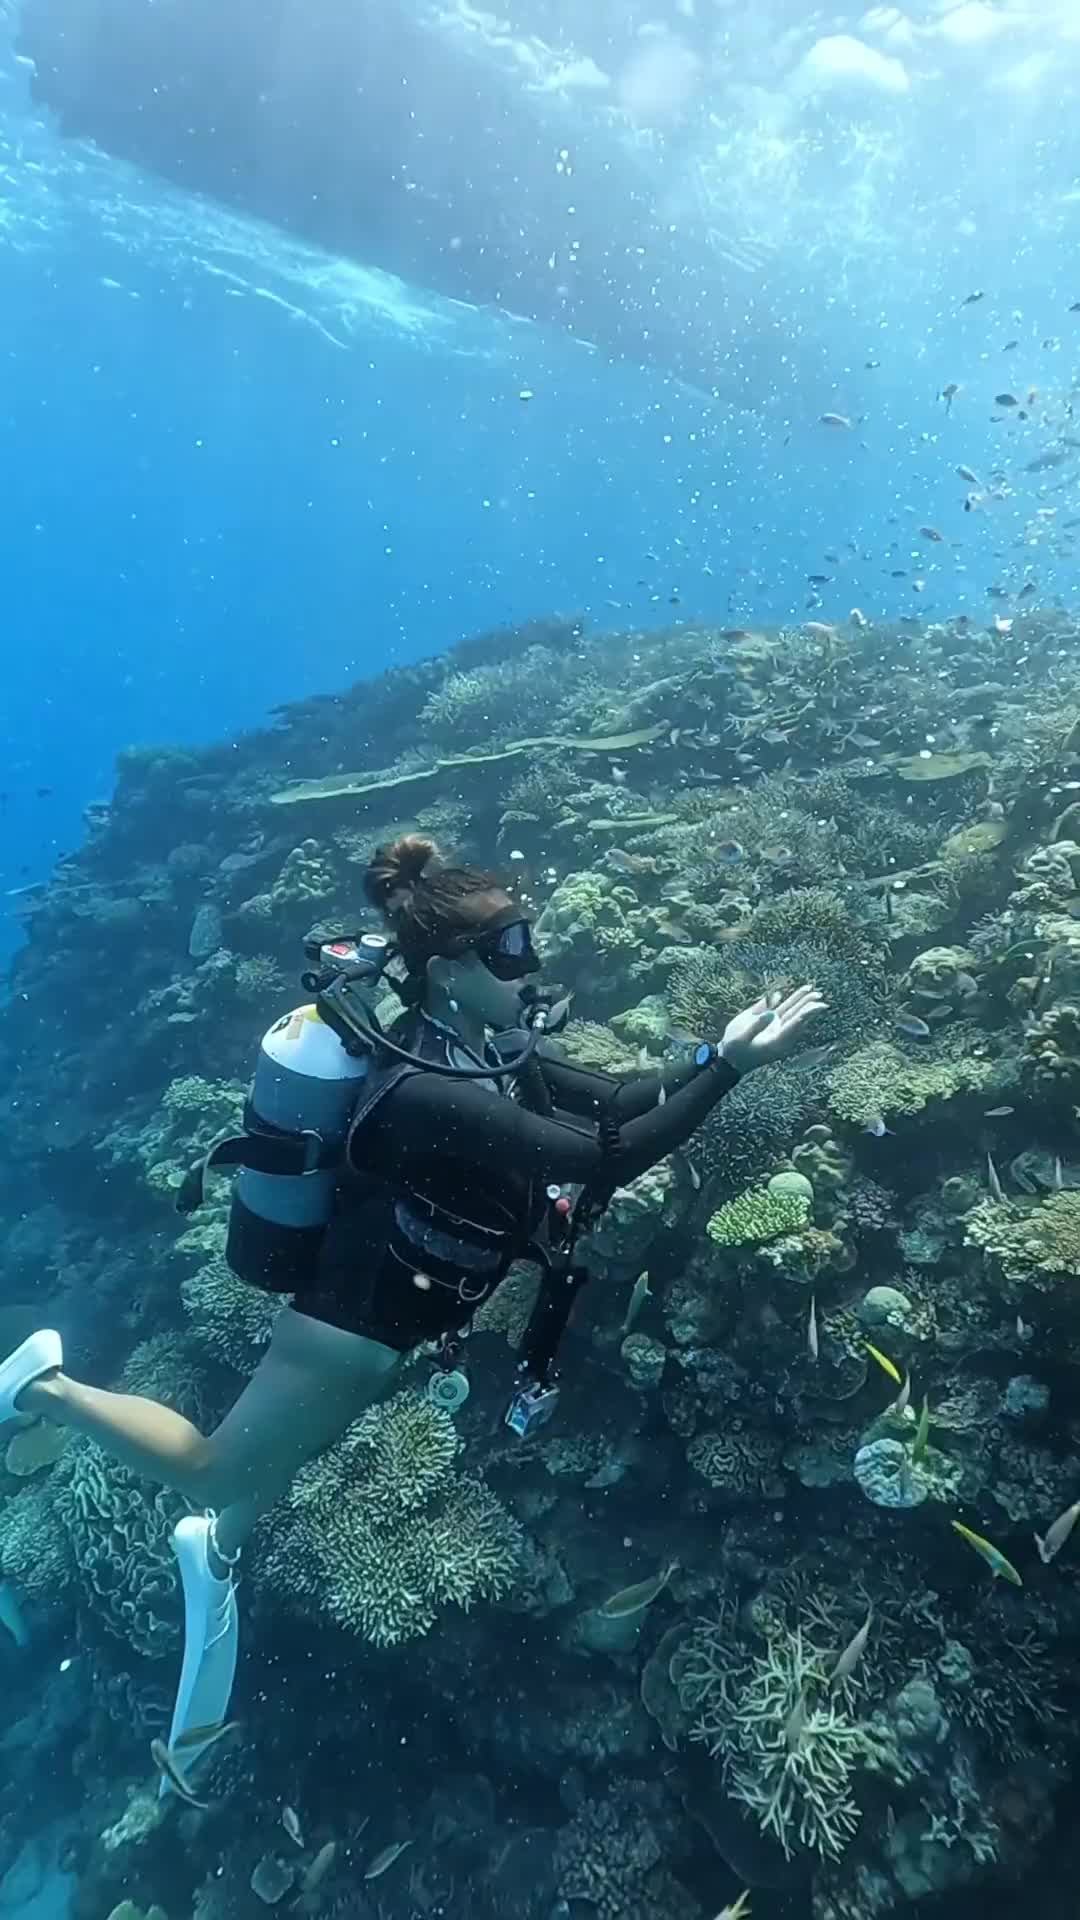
(0, 834), (824, 1778)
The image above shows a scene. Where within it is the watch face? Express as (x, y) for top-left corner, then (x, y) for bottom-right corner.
(694, 1043), (713, 1067)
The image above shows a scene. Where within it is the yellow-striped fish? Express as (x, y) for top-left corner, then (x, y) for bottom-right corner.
(865, 1342), (902, 1387)
(951, 1520), (1023, 1586)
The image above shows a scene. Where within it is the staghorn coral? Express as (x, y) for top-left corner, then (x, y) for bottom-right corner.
(181, 1252), (284, 1372)
(706, 1184), (811, 1248)
(680, 1608), (897, 1863)
(256, 1391), (523, 1645)
(827, 1039), (994, 1128)
(668, 936), (881, 1053)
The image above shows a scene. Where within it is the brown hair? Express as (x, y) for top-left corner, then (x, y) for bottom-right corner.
(363, 834), (514, 976)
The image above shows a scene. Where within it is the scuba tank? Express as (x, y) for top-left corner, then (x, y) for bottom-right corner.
(177, 933), (392, 1292)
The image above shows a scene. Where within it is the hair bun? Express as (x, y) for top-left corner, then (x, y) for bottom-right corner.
(363, 833), (439, 911)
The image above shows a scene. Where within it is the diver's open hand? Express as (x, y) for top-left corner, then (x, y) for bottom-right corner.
(721, 985), (827, 1075)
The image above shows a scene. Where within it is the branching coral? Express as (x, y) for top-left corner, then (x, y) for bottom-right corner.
(681, 1613), (876, 1862)
(827, 1040), (993, 1127)
(668, 937), (881, 1052)
(256, 1391), (523, 1645)
(706, 1184), (811, 1247)
(181, 1253), (283, 1372)
(964, 1192), (1080, 1285)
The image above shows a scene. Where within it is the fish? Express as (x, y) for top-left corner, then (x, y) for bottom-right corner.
(796, 1042), (838, 1071)
(807, 1294), (819, 1363)
(0, 1583), (28, 1649)
(951, 1520), (1023, 1586)
(1034, 1497), (1080, 1565)
(302, 1843), (338, 1893)
(804, 621), (838, 638)
(1054, 1156), (1065, 1192)
(919, 526), (944, 543)
(863, 1114), (894, 1139)
(962, 290), (985, 304)
(172, 1718), (242, 1756)
(598, 1561), (678, 1619)
(865, 1343), (903, 1387)
(828, 1606), (873, 1687)
(363, 1841), (411, 1883)
(621, 1271), (652, 1336)
(282, 1806), (305, 1849)
(912, 1396), (930, 1466)
(888, 1372), (912, 1418)
(714, 1895), (752, 1920)
(940, 383), (960, 412)
(957, 465), (981, 484)
(894, 1011), (931, 1040)
(1016, 1313), (1032, 1342)
(150, 1738), (209, 1810)
(683, 1156), (702, 1193)
(986, 1151), (1006, 1204)
(995, 393), (1019, 408)
(819, 412), (852, 429)
(784, 1691), (808, 1751)
(657, 1083), (667, 1107)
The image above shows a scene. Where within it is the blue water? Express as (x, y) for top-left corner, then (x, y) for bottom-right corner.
(2, 7), (1078, 964)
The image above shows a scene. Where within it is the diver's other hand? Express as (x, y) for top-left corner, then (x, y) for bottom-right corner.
(720, 985), (827, 1075)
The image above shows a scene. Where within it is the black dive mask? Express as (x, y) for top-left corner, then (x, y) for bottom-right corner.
(473, 915), (540, 982)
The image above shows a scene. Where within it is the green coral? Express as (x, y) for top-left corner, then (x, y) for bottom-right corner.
(181, 1254), (283, 1372)
(964, 1192), (1080, 1285)
(747, 887), (874, 959)
(257, 1391), (523, 1645)
(51, 1438), (183, 1658)
(706, 1185), (811, 1247)
(556, 1020), (638, 1074)
(827, 1040), (993, 1127)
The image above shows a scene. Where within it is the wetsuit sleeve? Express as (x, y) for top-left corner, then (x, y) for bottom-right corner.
(536, 1046), (707, 1123)
(382, 1051), (739, 1188)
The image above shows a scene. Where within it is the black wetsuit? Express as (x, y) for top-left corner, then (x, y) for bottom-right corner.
(232, 1012), (739, 1351)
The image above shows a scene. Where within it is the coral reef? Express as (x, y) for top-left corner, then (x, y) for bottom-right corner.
(8, 605), (1080, 1920)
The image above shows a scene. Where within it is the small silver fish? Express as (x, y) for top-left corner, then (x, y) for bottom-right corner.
(1035, 1497), (1080, 1565)
(957, 464), (981, 484)
(828, 1606), (873, 1687)
(1016, 1313), (1032, 1342)
(807, 1294), (819, 1363)
(894, 1011), (931, 1040)
(984, 1106), (1015, 1118)
(363, 1840), (412, 1883)
(302, 1842), (338, 1894)
(986, 1151), (1006, 1204)
(150, 1739), (208, 1810)
(797, 1042), (837, 1071)
(1054, 1156), (1065, 1192)
(621, 1271), (652, 1337)
(888, 1372), (912, 1418)
(785, 1691), (808, 1750)
(863, 1114), (894, 1139)
(599, 1561), (678, 1620)
(819, 412), (852, 429)
(282, 1806), (305, 1849)
(683, 1156), (702, 1193)
(657, 1082), (666, 1107)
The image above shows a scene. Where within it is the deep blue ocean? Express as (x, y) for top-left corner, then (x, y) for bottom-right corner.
(4, 0), (1080, 965)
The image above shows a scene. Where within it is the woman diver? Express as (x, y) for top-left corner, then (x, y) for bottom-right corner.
(0, 835), (824, 1776)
